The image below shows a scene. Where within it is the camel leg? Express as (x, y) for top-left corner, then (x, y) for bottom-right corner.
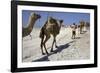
(54, 37), (58, 48)
(54, 36), (58, 48)
(40, 37), (45, 55)
(43, 35), (50, 55)
(51, 36), (57, 52)
(74, 31), (76, 39)
(51, 38), (55, 52)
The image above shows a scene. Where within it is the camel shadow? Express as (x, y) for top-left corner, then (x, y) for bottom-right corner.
(32, 41), (74, 62)
(75, 37), (81, 39)
(33, 55), (50, 62)
(80, 31), (87, 34)
(53, 41), (74, 53)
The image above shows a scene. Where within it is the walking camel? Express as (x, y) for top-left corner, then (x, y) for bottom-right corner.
(78, 21), (85, 34)
(85, 22), (90, 30)
(22, 12), (41, 39)
(39, 17), (63, 55)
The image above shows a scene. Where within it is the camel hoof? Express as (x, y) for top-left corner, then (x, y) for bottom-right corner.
(46, 52), (49, 55)
(42, 53), (45, 55)
(55, 45), (58, 48)
(51, 49), (54, 52)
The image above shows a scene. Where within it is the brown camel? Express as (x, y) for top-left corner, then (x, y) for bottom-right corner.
(78, 21), (85, 34)
(39, 17), (63, 55)
(85, 22), (90, 30)
(22, 12), (41, 39)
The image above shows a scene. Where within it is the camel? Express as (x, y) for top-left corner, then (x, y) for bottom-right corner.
(85, 22), (90, 30)
(78, 21), (85, 34)
(39, 17), (63, 55)
(22, 12), (41, 39)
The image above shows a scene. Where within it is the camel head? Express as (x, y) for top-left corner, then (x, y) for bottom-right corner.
(30, 12), (41, 20)
(58, 19), (63, 29)
(59, 20), (63, 24)
(79, 20), (85, 25)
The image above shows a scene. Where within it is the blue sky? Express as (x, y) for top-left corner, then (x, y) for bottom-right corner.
(22, 10), (90, 28)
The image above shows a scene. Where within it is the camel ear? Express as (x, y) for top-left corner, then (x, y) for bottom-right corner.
(48, 17), (52, 23)
(47, 17), (50, 23)
(79, 21), (82, 24)
(60, 20), (63, 24)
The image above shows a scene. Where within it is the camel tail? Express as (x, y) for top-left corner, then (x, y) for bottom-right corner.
(39, 27), (44, 38)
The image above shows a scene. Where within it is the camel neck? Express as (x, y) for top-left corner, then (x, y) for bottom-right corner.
(58, 22), (62, 30)
(28, 17), (38, 29)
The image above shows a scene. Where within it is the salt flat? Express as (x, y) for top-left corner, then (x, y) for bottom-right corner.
(22, 27), (90, 62)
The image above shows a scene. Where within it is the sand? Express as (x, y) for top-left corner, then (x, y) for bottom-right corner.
(22, 27), (90, 62)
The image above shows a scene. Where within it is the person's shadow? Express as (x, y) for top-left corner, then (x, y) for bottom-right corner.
(32, 41), (74, 62)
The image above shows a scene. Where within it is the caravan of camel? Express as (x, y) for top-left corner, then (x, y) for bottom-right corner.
(22, 12), (90, 55)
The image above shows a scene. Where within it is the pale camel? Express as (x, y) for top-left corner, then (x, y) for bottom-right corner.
(22, 12), (41, 39)
(39, 17), (63, 55)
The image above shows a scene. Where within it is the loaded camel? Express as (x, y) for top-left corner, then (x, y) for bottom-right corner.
(22, 12), (41, 39)
(39, 17), (63, 55)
